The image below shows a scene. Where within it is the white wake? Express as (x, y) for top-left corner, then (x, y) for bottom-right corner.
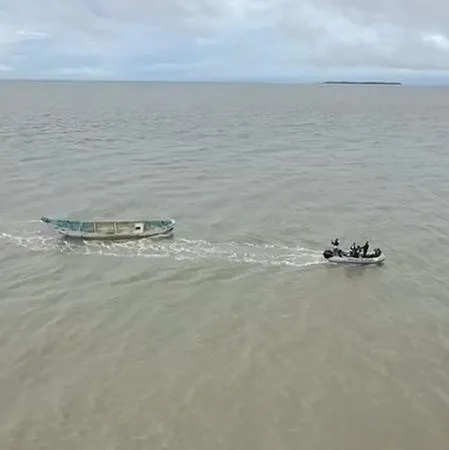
(0, 229), (324, 269)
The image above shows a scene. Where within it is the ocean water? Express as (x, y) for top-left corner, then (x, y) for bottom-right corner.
(1, 81), (449, 449)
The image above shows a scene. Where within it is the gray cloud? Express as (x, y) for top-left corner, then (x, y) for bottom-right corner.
(275, 0), (449, 70)
(0, 0), (448, 79)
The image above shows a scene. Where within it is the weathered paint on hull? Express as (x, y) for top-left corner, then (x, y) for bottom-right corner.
(41, 216), (175, 241)
(56, 227), (174, 240)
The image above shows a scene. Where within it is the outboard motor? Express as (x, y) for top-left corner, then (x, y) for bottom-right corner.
(323, 249), (334, 259)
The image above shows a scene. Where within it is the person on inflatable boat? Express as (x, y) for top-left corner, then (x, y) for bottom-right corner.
(362, 241), (369, 257)
(350, 241), (369, 258)
(330, 239), (371, 258)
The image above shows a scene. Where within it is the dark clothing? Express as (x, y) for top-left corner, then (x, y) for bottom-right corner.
(362, 242), (369, 257)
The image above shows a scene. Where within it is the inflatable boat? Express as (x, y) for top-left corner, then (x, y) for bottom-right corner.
(323, 239), (385, 265)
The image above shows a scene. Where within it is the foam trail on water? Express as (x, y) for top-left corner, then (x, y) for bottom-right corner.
(0, 230), (325, 268)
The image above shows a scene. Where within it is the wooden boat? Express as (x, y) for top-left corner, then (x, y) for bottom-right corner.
(41, 216), (175, 240)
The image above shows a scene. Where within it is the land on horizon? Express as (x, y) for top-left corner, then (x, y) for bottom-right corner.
(323, 81), (403, 85)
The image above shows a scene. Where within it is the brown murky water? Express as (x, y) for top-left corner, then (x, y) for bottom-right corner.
(1, 81), (449, 449)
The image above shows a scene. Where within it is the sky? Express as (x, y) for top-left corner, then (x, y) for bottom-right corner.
(1, 0), (449, 82)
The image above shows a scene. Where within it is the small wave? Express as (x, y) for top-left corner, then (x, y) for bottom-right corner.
(0, 230), (324, 268)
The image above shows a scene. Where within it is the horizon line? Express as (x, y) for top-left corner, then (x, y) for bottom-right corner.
(1, 77), (449, 86)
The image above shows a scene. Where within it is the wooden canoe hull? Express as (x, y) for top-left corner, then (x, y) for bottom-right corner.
(41, 217), (175, 240)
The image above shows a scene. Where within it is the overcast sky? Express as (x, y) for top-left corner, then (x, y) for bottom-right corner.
(1, 0), (449, 82)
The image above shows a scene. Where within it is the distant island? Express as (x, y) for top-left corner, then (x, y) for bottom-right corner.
(323, 81), (402, 85)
